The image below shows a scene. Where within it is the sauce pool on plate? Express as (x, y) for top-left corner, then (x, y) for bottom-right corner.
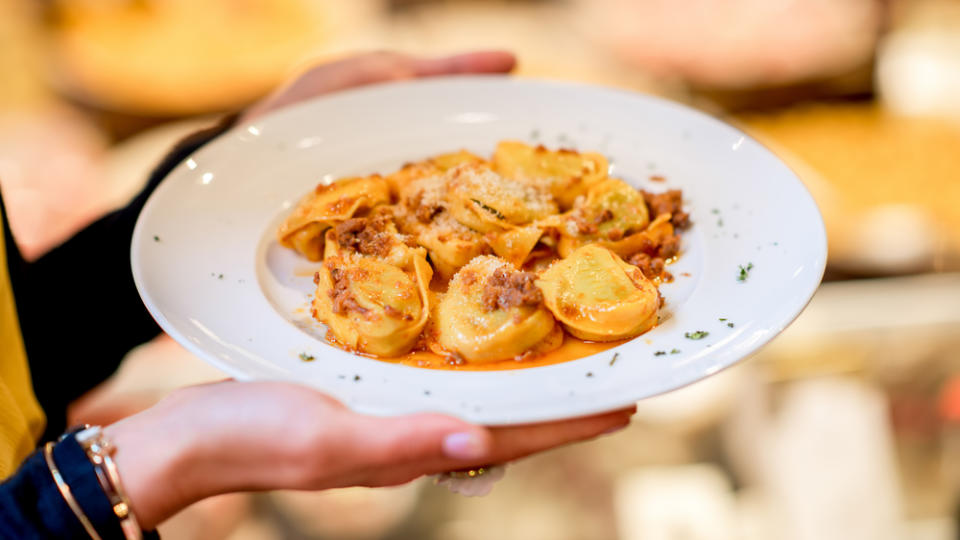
(387, 334), (627, 371)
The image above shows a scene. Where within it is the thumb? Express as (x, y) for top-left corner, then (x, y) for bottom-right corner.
(352, 413), (492, 467)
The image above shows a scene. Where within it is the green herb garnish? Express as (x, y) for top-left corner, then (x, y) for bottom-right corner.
(609, 352), (620, 366)
(471, 199), (505, 220)
(727, 322), (735, 328)
(685, 331), (709, 340)
(670, 348), (681, 354)
(737, 262), (754, 282)
(299, 352), (315, 362)
(654, 350), (667, 356)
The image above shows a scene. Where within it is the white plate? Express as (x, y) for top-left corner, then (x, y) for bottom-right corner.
(132, 77), (826, 425)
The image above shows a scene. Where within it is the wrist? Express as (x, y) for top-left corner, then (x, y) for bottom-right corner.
(103, 396), (210, 530)
(102, 384), (297, 529)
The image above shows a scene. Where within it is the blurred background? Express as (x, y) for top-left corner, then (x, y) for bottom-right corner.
(2, 0), (959, 538)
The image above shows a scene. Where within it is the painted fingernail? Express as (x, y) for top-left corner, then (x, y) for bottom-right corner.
(442, 432), (487, 460)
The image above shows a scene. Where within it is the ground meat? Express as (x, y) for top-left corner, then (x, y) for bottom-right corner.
(334, 216), (392, 257)
(642, 189), (691, 230)
(658, 234), (681, 259)
(328, 267), (369, 316)
(627, 252), (666, 279)
(480, 268), (543, 311)
(459, 270), (479, 287)
(572, 208), (615, 236)
(409, 191), (443, 223)
(573, 216), (597, 235)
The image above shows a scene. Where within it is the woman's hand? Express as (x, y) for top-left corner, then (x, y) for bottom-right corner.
(238, 50), (516, 124)
(106, 381), (634, 530)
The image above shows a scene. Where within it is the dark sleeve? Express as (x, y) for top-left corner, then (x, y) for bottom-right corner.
(5, 115), (237, 439)
(0, 435), (159, 539)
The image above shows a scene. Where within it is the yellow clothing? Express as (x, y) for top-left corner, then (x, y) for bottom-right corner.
(0, 217), (44, 477)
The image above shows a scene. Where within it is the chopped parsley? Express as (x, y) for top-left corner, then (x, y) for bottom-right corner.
(586, 372), (594, 378)
(717, 218), (724, 227)
(654, 350), (667, 356)
(609, 352), (620, 366)
(299, 352), (315, 362)
(670, 348), (681, 354)
(218, 274), (224, 280)
(471, 199), (505, 220)
(711, 208), (720, 215)
(685, 330), (709, 340)
(727, 322), (735, 328)
(353, 375), (362, 382)
(153, 235), (161, 242)
(737, 263), (754, 282)
(718, 318), (727, 322)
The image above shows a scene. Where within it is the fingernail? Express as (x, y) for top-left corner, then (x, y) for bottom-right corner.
(442, 432), (487, 460)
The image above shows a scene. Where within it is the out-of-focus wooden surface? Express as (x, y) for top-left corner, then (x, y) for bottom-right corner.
(736, 103), (960, 274)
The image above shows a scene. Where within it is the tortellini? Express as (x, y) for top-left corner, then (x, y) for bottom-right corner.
(446, 163), (557, 233)
(432, 256), (561, 363)
(483, 224), (545, 268)
(279, 143), (687, 364)
(277, 175), (391, 260)
(411, 212), (489, 282)
(537, 244), (660, 341)
(385, 149), (486, 196)
(312, 216), (432, 356)
(396, 174), (489, 281)
(556, 178), (651, 258)
(492, 141), (609, 210)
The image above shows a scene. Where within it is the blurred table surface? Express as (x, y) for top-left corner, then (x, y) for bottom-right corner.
(4, 0), (958, 277)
